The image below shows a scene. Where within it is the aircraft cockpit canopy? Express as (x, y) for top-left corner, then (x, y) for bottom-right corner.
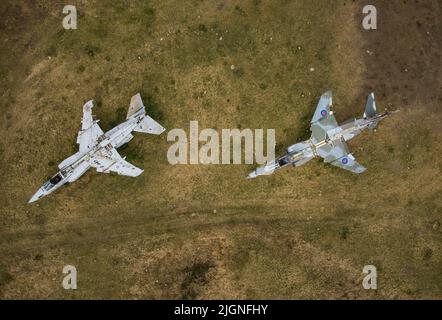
(50, 173), (63, 185)
(278, 156), (291, 167)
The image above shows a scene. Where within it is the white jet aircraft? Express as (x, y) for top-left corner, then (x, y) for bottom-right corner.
(29, 94), (165, 203)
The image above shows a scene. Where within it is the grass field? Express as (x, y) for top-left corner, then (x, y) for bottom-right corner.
(0, 0), (441, 299)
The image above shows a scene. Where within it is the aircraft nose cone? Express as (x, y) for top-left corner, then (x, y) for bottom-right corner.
(29, 188), (45, 203)
(28, 194), (39, 203)
(246, 171), (257, 179)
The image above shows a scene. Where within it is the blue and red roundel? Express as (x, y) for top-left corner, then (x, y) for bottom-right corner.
(320, 109), (327, 117)
(342, 157), (349, 165)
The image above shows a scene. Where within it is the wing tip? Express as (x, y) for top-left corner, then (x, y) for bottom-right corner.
(322, 91), (332, 106)
(83, 100), (94, 111)
(132, 93), (142, 101)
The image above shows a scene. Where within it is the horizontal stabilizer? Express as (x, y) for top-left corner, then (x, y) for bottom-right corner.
(364, 93), (377, 119)
(127, 93), (144, 119)
(134, 115), (166, 135)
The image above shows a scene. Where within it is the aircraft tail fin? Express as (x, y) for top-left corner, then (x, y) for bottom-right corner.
(363, 92), (377, 119)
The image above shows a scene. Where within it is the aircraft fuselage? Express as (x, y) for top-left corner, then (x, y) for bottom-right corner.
(29, 109), (145, 202)
(247, 112), (389, 178)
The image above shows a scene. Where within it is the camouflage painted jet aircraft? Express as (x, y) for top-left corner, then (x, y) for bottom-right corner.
(247, 91), (397, 178)
(29, 94), (165, 203)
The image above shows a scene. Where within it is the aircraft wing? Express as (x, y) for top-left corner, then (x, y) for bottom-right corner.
(310, 91), (338, 143)
(311, 91), (334, 124)
(329, 154), (366, 173)
(317, 139), (366, 174)
(77, 100), (104, 152)
(89, 146), (143, 177)
(81, 100), (94, 130)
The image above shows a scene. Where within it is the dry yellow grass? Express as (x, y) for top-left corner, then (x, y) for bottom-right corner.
(0, 0), (440, 299)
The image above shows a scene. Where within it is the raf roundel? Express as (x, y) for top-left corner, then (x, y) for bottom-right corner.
(320, 109), (327, 117)
(342, 157), (349, 165)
